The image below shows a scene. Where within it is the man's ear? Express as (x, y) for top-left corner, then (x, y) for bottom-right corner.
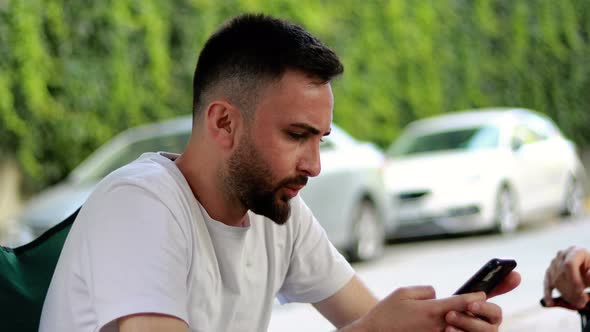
(205, 101), (240, 149)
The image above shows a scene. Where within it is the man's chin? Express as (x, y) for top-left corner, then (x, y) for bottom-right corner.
(279, 193), (292, 203)
(262, 201), (291, 225)
(270, 200), (291, 225)
(271, 215), (289, 225)
(247, 192), (292, 225)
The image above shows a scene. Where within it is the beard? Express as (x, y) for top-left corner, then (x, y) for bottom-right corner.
(223, 132), (307, 225)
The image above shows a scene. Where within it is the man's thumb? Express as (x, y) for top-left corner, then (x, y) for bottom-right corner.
(399, 285), (437, 300)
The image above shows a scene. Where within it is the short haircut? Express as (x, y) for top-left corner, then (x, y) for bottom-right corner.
(192, 13), (344, 121)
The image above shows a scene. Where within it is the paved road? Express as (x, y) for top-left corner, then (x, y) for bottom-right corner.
(268, 212), (590, 331)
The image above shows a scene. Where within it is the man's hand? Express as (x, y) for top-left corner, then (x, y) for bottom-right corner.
(340, 285), (505, 332)
(544, 245), (590, 309)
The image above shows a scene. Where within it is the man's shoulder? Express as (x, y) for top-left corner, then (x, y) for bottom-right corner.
(75, 152), (199, 241)
(99, 152), (184, 190)
(87, 152), (194, 212)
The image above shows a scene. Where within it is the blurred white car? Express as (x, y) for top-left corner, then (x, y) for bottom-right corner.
(383, 108), (586, 237)
(6, 116), (395, 261)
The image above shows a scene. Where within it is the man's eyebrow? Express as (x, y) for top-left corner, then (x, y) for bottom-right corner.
(290, 123), (331, 136)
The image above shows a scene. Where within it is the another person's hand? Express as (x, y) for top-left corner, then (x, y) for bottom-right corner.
(544, 245), (590, 309)
(341, 285), (503, 332)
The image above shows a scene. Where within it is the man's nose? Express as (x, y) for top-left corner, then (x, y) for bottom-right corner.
(298, 144), (321, 177)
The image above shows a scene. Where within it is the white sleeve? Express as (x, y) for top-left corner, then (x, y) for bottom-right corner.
(276, 197), (355, 304)
(78, 183), (190, 329)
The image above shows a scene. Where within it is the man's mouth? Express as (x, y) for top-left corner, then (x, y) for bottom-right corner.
(282, 184), (304, 198)
(277, 175), (308, 200)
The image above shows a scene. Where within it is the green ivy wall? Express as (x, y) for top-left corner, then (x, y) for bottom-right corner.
(1, 0), (589, 191)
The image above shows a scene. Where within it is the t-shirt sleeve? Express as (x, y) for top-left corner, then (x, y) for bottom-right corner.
(276, 197), (355, 304)
(78, 183), (190, 329)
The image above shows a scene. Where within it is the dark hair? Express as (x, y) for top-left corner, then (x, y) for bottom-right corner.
(192, 13), (343, 120)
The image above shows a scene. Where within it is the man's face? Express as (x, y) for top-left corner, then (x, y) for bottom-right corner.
(224, 70), (334, 224)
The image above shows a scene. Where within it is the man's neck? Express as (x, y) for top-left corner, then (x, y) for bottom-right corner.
(174, 151), (248, 227)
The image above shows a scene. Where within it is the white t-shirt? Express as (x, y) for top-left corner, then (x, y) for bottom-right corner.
(39, 152), (354, 332)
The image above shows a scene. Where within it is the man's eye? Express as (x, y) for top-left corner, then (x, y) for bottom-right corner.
(288, 132), (306, 140)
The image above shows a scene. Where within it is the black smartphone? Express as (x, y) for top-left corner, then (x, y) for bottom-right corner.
(454, 258), (517, 295)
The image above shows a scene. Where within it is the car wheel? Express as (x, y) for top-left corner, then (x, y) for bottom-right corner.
(494, 186), (519, 234)
(561, 175), (585, 217)
(347, 199), (385, 262)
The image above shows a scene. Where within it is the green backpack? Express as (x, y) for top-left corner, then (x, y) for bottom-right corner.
(0, 208), (80, 332)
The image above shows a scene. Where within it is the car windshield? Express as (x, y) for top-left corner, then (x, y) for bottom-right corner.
(70, 132), (190, 183)
(389, 125), (500, 157)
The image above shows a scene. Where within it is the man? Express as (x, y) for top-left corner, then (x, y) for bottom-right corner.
(544, 245), (590, 309)
(40, 13), (520, 332)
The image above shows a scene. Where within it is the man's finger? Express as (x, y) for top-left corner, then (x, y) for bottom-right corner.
(564, 259), (587, 292)
(543, 269), (555, 306)
(445, 325), (466, 332)
(445, 309), (494, 332)
(543, 284), (555, 306)
(584, 269), (590, 286)
(487, 271), (521, 299)
(467, 301), (502, 324)
(435, 292), (486, 313)
(394, 285), (437, 301)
